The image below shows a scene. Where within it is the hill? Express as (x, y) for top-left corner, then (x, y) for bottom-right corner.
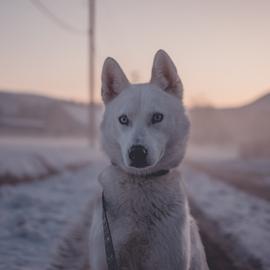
(1, 89), (269, 157)
(0, 91), (102, 137)
(189, 92), (270, 158)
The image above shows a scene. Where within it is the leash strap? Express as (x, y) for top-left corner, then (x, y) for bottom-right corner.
(101, 170), (169, 270)
(102, 192), (119, 270)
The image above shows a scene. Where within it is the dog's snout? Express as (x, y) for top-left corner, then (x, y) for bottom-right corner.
(128, 145), (148, 168)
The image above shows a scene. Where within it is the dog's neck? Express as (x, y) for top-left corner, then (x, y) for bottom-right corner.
(110, 162), (170, 179)
(99, 163), (189, 270)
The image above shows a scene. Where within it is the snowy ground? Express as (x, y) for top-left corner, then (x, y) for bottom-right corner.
(1, 139), (269, 269)
(183, 166), (270, 270)
(186, 143), (239, 162)
(0, 137), (103, 184)
(0, 159), (105, 270)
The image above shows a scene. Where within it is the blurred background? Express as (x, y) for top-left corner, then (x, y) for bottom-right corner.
(0, 1), (269, 269)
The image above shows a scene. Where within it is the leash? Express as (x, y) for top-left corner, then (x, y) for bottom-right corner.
(102, 192), (119, 270)
(102, 169), (169, 270)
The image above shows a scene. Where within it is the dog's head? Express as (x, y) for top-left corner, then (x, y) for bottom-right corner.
(100, 50), (190, 175)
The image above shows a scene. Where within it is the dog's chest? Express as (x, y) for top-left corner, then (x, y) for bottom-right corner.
(107, 181), (189, 270)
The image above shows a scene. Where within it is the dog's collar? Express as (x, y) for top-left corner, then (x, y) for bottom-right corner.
(144, 169), (170, 178)
(111, 162), (170, 178)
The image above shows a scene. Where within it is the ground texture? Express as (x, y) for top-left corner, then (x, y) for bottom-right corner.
(0, 139), (269, 270)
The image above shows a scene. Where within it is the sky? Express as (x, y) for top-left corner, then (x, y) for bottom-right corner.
(0, 0), (269, 107)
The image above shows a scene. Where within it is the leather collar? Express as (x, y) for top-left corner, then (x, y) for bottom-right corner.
(111, 162), (170, 178)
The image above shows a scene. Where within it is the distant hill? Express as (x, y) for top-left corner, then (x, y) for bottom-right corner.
(189, 92), (270, 158)
(0, 91), (102, 136)
(1, 90), (269, 157)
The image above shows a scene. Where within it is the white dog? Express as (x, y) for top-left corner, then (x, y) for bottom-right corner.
(48, 50), (209, 270)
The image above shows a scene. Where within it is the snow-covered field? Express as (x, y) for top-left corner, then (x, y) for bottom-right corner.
(183, 165), (270, 270)
(0, 138), (269, 269)
(186, 143), (239, 162)
(0, 159), (105, 270)
(0, 137), (103, 183)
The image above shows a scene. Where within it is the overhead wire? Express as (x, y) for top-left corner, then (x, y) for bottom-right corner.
(28, 0), (87, 36)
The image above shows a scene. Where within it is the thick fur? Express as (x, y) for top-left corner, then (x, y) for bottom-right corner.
(48, 50), (209, 270)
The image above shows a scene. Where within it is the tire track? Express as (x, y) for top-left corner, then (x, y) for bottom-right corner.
(189, 200), (263, 270)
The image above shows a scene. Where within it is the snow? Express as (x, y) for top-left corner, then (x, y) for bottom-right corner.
(183, 166), (270, 270)
(0, 137), (103, 183)
(186, 144), (239, 162)
(199, 158), (270, 178)
(0, 116), (45, 129)
(63, 104), (89, 126)
(64, 103), (103, 127)
(1, 137), (269, 269)
(0, 159), (106, 270)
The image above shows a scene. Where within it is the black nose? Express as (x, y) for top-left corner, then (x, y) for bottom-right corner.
(128, 145), (148, 168)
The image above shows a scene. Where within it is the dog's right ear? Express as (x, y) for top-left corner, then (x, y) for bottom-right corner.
(101, 57), (130, 104)
(151, 50), (183, 99)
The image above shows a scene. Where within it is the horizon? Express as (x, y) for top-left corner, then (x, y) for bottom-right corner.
(0, 0), (269, 108)
(1, 87), (269, 110)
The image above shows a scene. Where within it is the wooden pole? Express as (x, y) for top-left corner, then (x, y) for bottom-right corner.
(88, 0), (96, 145)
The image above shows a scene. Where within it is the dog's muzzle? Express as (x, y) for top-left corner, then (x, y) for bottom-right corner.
(128, 144), (148, 168)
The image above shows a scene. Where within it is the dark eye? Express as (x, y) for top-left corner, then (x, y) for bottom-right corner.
(151, 112), (164, 124)
(119, 114), (129, 125)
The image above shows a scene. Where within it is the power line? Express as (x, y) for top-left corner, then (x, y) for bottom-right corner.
(29, 0), (96, 144)
(29, 0), (87, 36)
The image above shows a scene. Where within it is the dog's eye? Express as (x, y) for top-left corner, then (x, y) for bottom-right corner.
(151, 112), (164, 124)
(119, 114), (129, 125)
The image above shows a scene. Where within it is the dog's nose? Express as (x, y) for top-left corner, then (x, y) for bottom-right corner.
(128, 145), (148, 168)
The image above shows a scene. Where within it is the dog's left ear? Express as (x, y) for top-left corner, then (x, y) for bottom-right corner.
(150, 50), (183, 98)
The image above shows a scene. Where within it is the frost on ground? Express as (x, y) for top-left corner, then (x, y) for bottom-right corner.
(183, 166), (270, 270)
(1, 137), (269, 270)
(0, 137), (103, 184)
(0, 159), (105, 270)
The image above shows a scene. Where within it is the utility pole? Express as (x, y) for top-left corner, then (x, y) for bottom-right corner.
(88, 0), (96, 146)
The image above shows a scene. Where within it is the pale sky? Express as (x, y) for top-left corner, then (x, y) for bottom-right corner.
(0, 0), (269, 107)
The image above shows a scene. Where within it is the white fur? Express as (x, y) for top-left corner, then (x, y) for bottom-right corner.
(48, 50), (209, 270)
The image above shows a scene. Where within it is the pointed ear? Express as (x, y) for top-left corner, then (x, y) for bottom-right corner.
(101, 57), (130, 104)
(150, 50), (183, 98)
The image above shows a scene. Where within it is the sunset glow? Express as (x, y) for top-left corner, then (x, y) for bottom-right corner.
(0, 0), (269, 107)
